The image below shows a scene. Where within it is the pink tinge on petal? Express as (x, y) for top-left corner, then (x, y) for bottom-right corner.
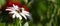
(6, 9), (13, 12)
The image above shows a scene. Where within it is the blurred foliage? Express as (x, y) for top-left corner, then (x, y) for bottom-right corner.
(0, 0), (6, 9)
(0, 0), (60, 26)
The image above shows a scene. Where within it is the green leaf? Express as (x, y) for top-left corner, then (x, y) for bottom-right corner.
(23, 22), (29, 26)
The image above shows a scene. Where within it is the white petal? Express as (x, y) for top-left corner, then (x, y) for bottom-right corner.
(20, 13), (27, 19)
(22, 11), (30, 16)
(13, 4), (15, 7)
(22, 11), (29, 14)
(13, 4), (19, 10)
(6, 9), (13, 11)
(9, 11), (14, 14)
(17, 16), (22, 20)
(15, 12), (22, 20)
(21, 7), (25, 11)
(12, 14), (15, 18)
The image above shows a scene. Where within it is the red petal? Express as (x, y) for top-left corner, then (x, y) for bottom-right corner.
(22, 4), (29, 12)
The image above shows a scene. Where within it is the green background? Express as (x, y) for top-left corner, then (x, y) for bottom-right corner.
(0, 0), (60, 26)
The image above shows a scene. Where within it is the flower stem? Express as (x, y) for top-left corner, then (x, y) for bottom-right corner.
(19, 20), (22, 26)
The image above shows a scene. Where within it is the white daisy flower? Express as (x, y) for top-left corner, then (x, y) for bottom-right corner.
(20, 7), (33, 21)
(5, 4), (33, 21)
(6, 4), (22, 20)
